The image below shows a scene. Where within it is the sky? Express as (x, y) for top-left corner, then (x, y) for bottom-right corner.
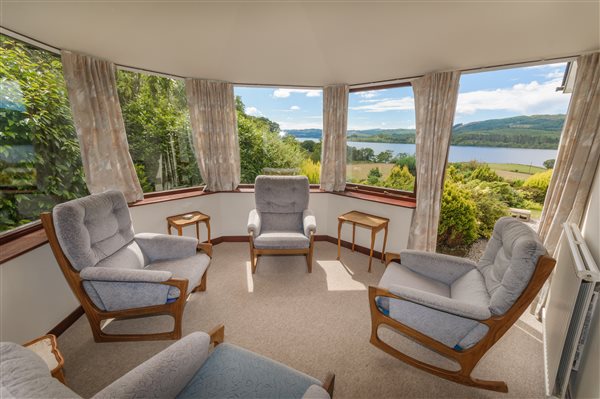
(234, 62), (571, 132)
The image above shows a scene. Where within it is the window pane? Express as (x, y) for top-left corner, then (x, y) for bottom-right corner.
(347, 86), (416, 192)
(234, 87), (323, 184)
(0, 35), (88, 233)
(116, 70), (201, 193)
(438, 63), (571, 255)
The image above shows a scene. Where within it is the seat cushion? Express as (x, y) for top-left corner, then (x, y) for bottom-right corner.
(146, 252), (210, 299)
(177, 343), (320, 399)
(253, 232), (310, 250)
(254, 175), (309, 214)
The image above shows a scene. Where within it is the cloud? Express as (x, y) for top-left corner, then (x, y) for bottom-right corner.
(273, 89), (321, 98)
(245, 106), (261, 116)
(357, 90), (379, 99)
(456, 78), (570, 115)
(350, 96), (415, 112)
(290, 105), (301, 111)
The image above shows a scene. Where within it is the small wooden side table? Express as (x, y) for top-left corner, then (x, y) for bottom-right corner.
(23, 334), (66, 384)
(337, 211), (389, 272)
(167, 211), (211, 243)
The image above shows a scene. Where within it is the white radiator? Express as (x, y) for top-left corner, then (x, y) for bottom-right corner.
(543, 223), (600, 399)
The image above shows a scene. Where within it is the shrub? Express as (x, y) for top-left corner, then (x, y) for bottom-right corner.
(469, 184), (509, 237)
(523, 169), (553, 203)
(470, 164), (503, 182)
(383, 165), (415, 191)
(299, 159), (320, 184)
(543, 159), (556, 169)
(438, 180), (478, 248)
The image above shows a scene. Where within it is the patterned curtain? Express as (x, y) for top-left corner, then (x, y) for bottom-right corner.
(320, 84), (349, 192)
(185, 79), (240, 192)
(408, 71), (461, 252)
(61, 51), (143, 202)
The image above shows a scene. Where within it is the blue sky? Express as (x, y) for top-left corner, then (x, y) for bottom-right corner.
(234, 62), (571, 132)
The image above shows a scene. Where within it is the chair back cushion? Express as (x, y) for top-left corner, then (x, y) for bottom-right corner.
(477, 217), (547, 315)
(53, 190), (135, 271)
(254, 175), (309, 214)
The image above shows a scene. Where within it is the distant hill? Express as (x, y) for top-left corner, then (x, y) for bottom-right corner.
(285, 114), (565, 149)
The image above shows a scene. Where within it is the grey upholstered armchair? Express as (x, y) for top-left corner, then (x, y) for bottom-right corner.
(41, 190), (212, 342)
(247, 175), (316, 273)
(369, 217), (555, 392)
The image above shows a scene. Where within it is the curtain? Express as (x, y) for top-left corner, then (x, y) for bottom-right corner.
(320, 84), (349, 192)
(61, 51), (143, 203)
(185, 79), (240, 192)
(407, 71), (461, 252)
(531, 53), (600, 317)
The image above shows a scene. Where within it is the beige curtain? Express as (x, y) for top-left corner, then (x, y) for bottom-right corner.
(408, 71), (461, 252)
(531, 53), (600, 318)
(320, 84), (349, 192)
(185, 79), (240, 192)
(61, 51), (143, 202)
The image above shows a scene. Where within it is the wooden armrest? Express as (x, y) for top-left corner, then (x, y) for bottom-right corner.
(322, 372), (335, 397)
(208, 323), (224, 346)
(385, 252), (401, 266)
(198, 242), (213, 257)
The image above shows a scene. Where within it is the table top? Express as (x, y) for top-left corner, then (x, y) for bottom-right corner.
(167, 211), (210, 226)
(338, 210), (389, 228)
(23, 334), (63, 371)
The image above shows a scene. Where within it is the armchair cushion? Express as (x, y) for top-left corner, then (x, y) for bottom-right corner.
(248, 209), (262, 238)
(146, 252), (210, 299)
(302, 209), (317, 237)
(177, 343), (320, 399)
(94, 332), (210, 399)
(255, 175), (309, 214)
(134, 233), (198, 262)
(82, 281), (171, 311)
(399, 250), (477, 285)
(253, 232), (310, 250)
(80, 267), (172, 283)
(261, 212), (304, 234)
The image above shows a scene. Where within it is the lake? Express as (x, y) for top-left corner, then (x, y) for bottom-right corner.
(298, 139), (557, 167)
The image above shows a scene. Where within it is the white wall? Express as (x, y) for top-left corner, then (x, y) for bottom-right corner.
(573, 163), (600, 399)
(0, 192), (412, 343)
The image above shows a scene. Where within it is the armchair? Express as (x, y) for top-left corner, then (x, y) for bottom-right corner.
(248, 175), (316, 273)
(41, 190), (212, 342)
(369, 217), (555, 392)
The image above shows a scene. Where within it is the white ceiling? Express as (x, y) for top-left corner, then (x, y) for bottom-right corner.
(2, 1), (599, 86)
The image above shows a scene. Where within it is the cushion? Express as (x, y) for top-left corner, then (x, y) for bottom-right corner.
(146, 252), (211, 299)
(261, 212), (304, 234)
(255, 176), (309, 214)
(94, 240), (147, 270)
(253, 232), (310, 250)
(53, 190), (134, 270)
(177, 343), (320, 399)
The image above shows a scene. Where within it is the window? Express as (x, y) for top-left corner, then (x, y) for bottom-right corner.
(116, 70), (201, 193)
(234, 87), (323, 184)
(346, 85), (416, 193)
(0, 35), (88, 233)
(437, 63), (571, 254)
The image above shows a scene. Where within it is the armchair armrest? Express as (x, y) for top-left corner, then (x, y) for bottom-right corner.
(93, 332), (211, 399)
(248, 209), (261, 238)
(302, 209), (317, 237)
(135, 233), (198, 262)
(80, 267), (172, 283)
(399, 250), (476, 285)
(388, 284), (491, 320)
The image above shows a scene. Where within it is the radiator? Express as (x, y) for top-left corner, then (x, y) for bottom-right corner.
(543, 223), (600, 399)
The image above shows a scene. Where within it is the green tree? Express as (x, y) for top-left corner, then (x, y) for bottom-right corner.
(366, 167), (382, 185)
(438, 180), (478, 248)
(543, 159), (555, 169)
(522, 169), (553, 203)
(470, 164), (502, 182)
(383, 165), (415, 191)
(376, 150), (394, 163)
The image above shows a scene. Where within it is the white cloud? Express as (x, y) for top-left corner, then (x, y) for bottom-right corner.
(350, 96), (415, 112)
(290, 105), (301, 111)
(456, 78), (570, 115)
(273, 88), (322, 98)
(245, 106), (261, 116)
(357, 90), (379, 99)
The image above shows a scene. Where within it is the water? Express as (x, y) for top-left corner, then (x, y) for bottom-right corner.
(298, 139), (557, 167)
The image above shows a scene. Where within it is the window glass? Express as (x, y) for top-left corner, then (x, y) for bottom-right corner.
(116, 70), (201, 192)
(346, 86), (416, 192)
(438, 63), (571, 255)
(234, 87), (323, 184)
(0, 35), (88, 233)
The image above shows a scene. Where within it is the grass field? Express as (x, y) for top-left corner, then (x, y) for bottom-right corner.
(347, 163), (395, 180)
(487, 163), (546, 174)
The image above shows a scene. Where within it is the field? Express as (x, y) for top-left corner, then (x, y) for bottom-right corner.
(347, 163), (395, 180)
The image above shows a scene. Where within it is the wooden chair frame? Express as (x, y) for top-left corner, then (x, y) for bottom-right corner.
(248, 231), (315, 274)
(369, 253), (556, 393)
(208, 324), (335, 397)
(41, 212), (212, 343)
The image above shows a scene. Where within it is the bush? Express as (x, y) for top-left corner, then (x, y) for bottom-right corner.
(543, 159), (555, 169)
(383, 165), (415, 191)
(469, 185), (509, 237)
(300, 159), (320, 184)
(523, 169), (553, 203)
(470, 164), (503, 182)
(438, 180), (478, 248)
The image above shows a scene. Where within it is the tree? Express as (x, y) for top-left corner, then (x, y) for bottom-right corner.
(543, 159), (555, 169)
(376, 150), (394, 163)
(366, 167), (382, 185)
(383, 165), (415, 191)
(522, 169), (553, 203)
(470, 164), (502, 182)
(438, 180), (478, 248)
(393, 153), (416, 175)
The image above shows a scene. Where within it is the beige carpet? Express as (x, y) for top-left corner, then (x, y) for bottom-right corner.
(58, 242), (545, 398)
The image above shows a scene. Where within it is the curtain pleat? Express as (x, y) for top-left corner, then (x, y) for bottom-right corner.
(408, 71), (461, 252)
(185, 79), (240, 192)
(320, 84), (349, 192)
(61, 50), (143, 202)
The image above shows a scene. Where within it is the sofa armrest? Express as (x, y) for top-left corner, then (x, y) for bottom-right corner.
(399, 250), (477, 285)
(388, 284), (491, 320)
(302, 385), (331, 399)
(80, 267), (172, 283)
(302, 209), (317, 237)
(93, 332), (211, 399)
(135, 233), (198, 262)
(248, 209), (261, 238)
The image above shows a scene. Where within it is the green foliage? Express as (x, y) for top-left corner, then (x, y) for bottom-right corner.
(393, 153), (416, 175)
(470, 164), (502, 182)
(543, 159), (556, 169)
(383, 165), (415, 191)
(523, 169), (553, 203)
(366, 167), (382, 185)
(376, 150), (394, 163)
(300, 140), (322, 162)
(438, 180), (478, 248)
(300, 159), (320, 184)
(347, 146), (375, 162)
(468, 184), (509, 237)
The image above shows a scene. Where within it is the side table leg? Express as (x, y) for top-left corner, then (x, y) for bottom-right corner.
(352, 223), (356, 252)
(195, 222), (200, 240)
(381, 223), (389, 263)
(206, 220), (211, 243)
(369, 229), (376, 272)
(177, 226), (183, 236)
(337, 220), (343, 260)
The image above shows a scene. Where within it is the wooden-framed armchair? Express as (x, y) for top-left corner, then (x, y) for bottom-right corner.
(247, 175), (316, 273)
(41, 190), (212, 342)
(369, 217), (556, 392)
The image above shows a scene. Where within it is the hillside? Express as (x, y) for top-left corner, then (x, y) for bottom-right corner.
(286, 114), (565, 149)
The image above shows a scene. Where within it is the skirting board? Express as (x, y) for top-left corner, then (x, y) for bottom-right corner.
(47, 234), (384, 337)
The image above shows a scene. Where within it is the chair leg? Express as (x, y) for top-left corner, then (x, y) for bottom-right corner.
(194, 272), (207, 292)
